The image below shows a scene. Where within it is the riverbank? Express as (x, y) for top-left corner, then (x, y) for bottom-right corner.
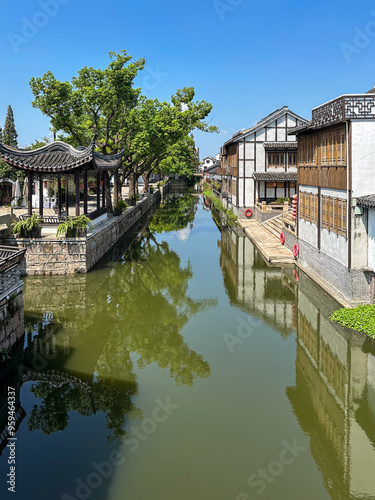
(0, 183), (171, 276)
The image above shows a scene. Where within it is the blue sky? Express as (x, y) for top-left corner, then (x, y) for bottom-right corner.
(1, 0), (375, 158)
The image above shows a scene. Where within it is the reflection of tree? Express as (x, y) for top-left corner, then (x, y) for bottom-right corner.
(148, 194), (198, 233)
(24, 194), (215, 439)
(103, 229), (215, 385)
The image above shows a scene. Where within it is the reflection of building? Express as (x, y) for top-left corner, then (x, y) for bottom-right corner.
(220, 228), (297, 336)
(287, 272), (375, 500)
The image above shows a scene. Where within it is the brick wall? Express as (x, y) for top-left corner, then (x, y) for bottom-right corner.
(298, 239), (374, 306)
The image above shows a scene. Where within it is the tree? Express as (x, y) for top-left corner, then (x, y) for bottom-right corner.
(30, 51), (145, 210)
(3, 105), (18, 147)
(30, 51), (218, 203)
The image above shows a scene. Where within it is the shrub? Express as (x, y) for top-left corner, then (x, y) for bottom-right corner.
(114, 199), (128, 214)
(56, 215), (93, 238)
(12, 213), (42, 237)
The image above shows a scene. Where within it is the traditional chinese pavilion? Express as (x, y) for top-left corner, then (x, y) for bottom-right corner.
(0, 138), (124, 221)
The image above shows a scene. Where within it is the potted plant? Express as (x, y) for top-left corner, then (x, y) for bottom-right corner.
(129, 193), (140, 206)
(149, 186), (154, 194)
(56, 215), (93, 238)
(12, 213), (42, 238)
(113, 199), (128, 215)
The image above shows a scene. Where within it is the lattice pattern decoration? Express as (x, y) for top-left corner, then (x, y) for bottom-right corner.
(322, 196), (347, 238)
(299, 192), (318, 225)
(312, 98), (344, 128)
(344, 96), (375, 119)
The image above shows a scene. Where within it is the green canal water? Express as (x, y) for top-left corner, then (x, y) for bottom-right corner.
(1, 192), (375, 500)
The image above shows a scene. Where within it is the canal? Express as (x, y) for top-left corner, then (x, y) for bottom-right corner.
(1, 192), (375, 499)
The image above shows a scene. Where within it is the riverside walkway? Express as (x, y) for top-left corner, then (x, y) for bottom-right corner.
(238, 219), (294, 264)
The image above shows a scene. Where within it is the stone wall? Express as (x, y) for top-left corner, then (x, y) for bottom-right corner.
(0, 285), (24, 350)
(0, 188), (165, 276)
(86, 191), (161, 271)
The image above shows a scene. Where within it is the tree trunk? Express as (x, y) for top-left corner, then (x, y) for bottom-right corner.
(128, 170), (138, 198)
(142, 172), (150, 193)
(113, 170), (122, 205)
(105, 172), (112, 213)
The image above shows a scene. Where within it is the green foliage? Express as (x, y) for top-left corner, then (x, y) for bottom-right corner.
(56, 215), (93, 237)
(114, 199), (128, 213)
(29, 51), (218, 197)
(330, 304), (375, 338)
(3, 105), (18, 147)
(12, 213), (42, 236)
(271, 197), (290, 205)
(129, 193), (140, 201)
(0, 346), (12, 362)
(204, 191), (237, 221)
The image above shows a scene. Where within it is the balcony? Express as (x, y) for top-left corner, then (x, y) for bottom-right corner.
(312, 95), (375, 128)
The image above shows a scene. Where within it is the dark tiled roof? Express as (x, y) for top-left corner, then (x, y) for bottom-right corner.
(263, 142), (297, 150)
(357, 194), (375, 208)
(205, 161), (221, 174)
(252, 172), (297, 182)
(0, 138), (124, 173)
(224, 107), (308, 146)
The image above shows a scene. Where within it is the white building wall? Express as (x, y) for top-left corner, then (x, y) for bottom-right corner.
(352, 120), (375, 197)
(368, 209), (375, 270)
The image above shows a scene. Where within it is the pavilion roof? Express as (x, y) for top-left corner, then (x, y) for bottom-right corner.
(0, 138), (125, 174)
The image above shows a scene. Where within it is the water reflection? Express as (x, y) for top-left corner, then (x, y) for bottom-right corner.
(220, 227), (297, 337)
(219, 224), (375, 500)
(0, 193), (213, 449)
(287, 273), (375, 500)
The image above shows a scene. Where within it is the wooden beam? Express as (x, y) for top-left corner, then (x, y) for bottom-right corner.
(28, 171), (32, 216)
(102, 173), (105, 208)
(57, 174), (62, 218)
(97, 172), (100, 210)
(83, 170), (88, 215)
(39, 174), (43, 217)
(75, 172), (80, 216)
(65, 178), (69, 214)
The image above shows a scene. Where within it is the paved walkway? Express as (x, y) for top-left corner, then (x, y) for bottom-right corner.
(238, 219), (295, 264)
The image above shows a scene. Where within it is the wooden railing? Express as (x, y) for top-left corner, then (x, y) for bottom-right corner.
(255, 201), (289, 213)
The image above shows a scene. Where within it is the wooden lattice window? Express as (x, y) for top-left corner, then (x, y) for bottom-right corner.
(322, 196), (347, 237)
(300, 192), (318, 225)
(329, 133), (336, 165)
(321, 134), (328, 166)
(337, 130), (346, 166)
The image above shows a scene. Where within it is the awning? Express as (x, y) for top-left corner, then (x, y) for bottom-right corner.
(357, 194), (375, 208)
(252, 172), (297, 182)
(263, 142), (297, 150)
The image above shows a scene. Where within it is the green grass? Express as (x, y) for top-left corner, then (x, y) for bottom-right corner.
(330, 304), (375, 338)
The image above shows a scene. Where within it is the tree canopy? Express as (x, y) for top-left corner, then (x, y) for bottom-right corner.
(30, 50), (218, 202)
